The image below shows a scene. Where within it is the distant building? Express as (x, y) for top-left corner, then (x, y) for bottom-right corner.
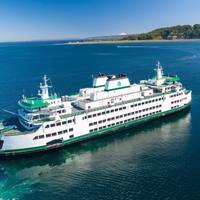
(167, 34), (178, 40)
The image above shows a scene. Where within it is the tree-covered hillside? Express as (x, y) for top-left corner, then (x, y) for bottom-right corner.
(126, 24), (200, 40)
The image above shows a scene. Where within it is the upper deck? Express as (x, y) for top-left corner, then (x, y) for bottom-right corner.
(0, 87), (189, 137)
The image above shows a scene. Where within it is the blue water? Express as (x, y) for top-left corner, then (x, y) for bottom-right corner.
(0, 41), (200, 200)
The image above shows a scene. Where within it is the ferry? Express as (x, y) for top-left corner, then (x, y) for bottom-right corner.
(0, 62), (192, 156)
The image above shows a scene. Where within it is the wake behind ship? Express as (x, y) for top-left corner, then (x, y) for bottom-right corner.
(0, 62), (192, 156)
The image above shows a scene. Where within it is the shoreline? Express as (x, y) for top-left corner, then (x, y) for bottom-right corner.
(64, 39), (200, 45)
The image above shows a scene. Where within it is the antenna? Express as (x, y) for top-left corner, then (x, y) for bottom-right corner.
(39, 75), (52, 99)
(155, 61), (163, 79)
(156, 61), (161, 68)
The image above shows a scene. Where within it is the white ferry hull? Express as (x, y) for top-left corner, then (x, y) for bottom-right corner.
(0, 101), (191, 157)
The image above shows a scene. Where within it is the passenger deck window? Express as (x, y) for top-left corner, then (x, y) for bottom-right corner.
(39, 135), (44, 139)
(33, 136), (38, 140)
(58, 131), (63, 135)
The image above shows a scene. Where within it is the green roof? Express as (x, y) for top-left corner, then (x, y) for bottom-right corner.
(163, 75), (180, 82)
(19, 97), (48, 110)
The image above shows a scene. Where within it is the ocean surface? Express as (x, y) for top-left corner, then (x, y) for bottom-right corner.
(0, 41), (200, 200)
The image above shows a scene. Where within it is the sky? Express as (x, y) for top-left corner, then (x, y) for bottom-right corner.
(0, 0), (200, 42)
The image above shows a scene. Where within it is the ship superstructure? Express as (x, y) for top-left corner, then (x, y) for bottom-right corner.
(0, 62), (192, 156)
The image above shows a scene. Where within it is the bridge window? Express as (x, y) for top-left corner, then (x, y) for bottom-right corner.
(33, 115), (39, 120)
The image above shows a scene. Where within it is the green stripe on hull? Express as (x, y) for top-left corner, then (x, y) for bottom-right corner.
(0, 103), (191, 156)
